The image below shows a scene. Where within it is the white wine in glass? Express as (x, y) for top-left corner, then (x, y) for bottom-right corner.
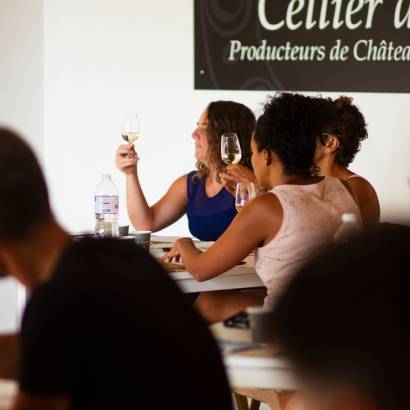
(121, 113), (140, 158)
(121, 131), (140, 144)
(235, 182), (256, 212)
(221, 132), (242, 165)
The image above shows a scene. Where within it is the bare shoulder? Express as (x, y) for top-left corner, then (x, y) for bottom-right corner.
(344, 175), (380, 226)
(173, 173), (189, 186)
(240, 192), (284, 245)
(244, 192), (283, 223)
(345, 175), (378, 197)
(167, 174), (189, 195)
(252, 191), (282, 210)
(344, 175), (379, 207)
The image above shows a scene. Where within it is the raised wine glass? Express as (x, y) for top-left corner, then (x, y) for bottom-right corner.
(221, 132), (242, 165)
(121, 113), (140, 158)
(235, 182), (256, 212)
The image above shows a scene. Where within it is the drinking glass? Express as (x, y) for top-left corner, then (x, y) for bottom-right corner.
(221, 132), (242, 165)
(121, 113), (140, 158)
(235, 182), (256, 212)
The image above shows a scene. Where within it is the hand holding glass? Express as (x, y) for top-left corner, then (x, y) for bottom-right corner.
(121, 114), (140, 158)
(221, 133), (242, 165)
(235, 182), (256, 212)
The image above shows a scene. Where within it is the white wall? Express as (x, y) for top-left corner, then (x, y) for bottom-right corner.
(0, 0), (43, 331)
(0, 0), (44, 156)
(42, 0), (409, 236)
(43, 0), (238, 236)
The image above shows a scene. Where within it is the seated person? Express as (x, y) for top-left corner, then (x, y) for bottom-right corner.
(0, 128), (232, 410)
(314, 96), (380, 227)
(220, 96), (380, 227)
(116, 100), (255, 241)
(270, 223), (410, 410)
(163, 93), (362, 323)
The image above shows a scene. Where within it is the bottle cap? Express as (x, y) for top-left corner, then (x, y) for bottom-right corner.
(342, 213), (357, 223)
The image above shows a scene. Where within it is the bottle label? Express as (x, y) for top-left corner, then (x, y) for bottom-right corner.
(95, 195), (119, 214)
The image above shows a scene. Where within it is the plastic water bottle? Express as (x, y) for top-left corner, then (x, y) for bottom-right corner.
(95, 174), (119, 238)
(334, 213), (360, 244)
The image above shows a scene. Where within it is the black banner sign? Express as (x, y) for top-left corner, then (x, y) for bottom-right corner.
(194, 0), (410, 92)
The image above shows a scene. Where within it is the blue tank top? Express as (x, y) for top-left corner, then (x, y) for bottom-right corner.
(186, 171), (237, 241)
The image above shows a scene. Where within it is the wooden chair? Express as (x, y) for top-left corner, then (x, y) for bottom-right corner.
(234, 388), (291, 410)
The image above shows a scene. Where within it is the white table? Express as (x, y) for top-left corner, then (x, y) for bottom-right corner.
(211, 323), (298, 410)
(224, 349), (297, 390)
(211, 323), (298, 390)
(170, 260), (263, 293)
(150, 235), (264, 293)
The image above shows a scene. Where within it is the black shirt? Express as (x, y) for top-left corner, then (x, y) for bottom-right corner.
(19, 238), (232, 410)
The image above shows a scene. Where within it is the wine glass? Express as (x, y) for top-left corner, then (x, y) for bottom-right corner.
(221, 132), (242, 165)
(121, 113), (140, 158)
(235, 182), (256, 212)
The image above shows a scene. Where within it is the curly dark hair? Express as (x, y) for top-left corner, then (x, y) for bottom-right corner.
(196, 101), (255, 179)
(332, 96), (368, 167)
(254, 93), (337, 178)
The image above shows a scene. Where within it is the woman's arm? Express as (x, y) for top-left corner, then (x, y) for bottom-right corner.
(116, 144), (188, 232)
(164, 193), (283, 281)
(125, 173), (188, 232)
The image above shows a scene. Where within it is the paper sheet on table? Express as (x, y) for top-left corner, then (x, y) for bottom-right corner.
(225, 347), (290, 369)
(149, 235), (214, 250)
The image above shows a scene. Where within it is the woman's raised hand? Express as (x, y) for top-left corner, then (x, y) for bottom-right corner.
(219, 164), (257, 184)
(116, 144), (139, 175)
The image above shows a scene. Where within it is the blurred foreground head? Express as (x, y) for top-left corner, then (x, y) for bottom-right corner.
(0, 128), (51, 243)
(271, 223), (410, 410)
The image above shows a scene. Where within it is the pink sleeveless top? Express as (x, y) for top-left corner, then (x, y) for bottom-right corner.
(256, 177), (361, 308)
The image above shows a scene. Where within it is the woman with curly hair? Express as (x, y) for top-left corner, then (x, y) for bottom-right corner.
(116, 101), (255, 241)
(315, 96), (380, 227)
(221, 96), (380, 227)
(163, 93), (362, 323)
